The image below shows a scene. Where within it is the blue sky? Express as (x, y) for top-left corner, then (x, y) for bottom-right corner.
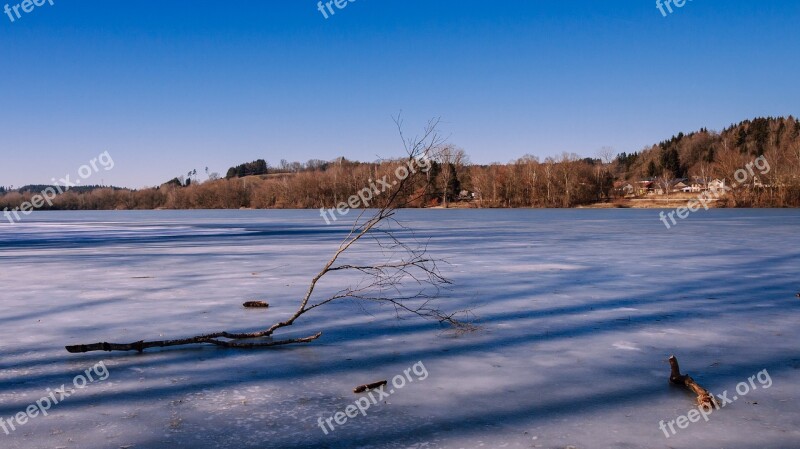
(1, 0), (798, 188)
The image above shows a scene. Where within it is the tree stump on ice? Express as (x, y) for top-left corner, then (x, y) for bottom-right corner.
(668, 355), (717, 408)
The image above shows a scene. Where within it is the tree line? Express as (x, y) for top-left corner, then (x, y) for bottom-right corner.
(2, 116), (799, 212)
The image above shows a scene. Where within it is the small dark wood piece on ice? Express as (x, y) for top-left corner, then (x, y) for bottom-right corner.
(668, 355), (718, 408)
(353, 380), (388, 393)
(243, 301), (269, 308)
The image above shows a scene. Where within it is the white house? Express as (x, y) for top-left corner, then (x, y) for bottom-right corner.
(708, 179), (727, 193)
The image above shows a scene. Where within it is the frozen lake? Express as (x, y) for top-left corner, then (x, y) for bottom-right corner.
(1, 209), (798, 449)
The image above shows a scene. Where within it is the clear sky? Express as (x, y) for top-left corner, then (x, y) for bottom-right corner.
(1, 0), (798, 188)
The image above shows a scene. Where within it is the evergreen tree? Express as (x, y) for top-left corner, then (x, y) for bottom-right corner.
(647, 160), (658, 178)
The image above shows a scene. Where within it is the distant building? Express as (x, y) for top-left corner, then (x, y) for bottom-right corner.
(613, 181), (635, 197)
(690, 177), (710, 193)
(636, 180), (655, 196)
(673, 181), (691, 193)
(709, 179), (727, 193)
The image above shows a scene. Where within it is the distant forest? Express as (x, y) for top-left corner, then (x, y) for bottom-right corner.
(2, 116), (800, 211)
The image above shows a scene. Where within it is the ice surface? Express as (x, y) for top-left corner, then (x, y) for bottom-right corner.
(0, 209), (798, 448)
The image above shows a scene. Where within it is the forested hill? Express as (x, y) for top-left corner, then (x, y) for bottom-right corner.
(616, 116), (800, 181)
(2, 116), (799, 211)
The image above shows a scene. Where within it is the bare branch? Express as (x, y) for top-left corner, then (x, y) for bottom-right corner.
(65, 118), (471, 355)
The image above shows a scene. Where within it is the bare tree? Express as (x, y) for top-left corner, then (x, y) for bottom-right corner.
(596, 147), (615, 201)
(597, 146), (615, 165)
(66, 118), (471, 355)
(714, 149), (748, 206)
(436, 145), (469, 208)
(469, 166), (488, 208)
(656, 169), (675, 197)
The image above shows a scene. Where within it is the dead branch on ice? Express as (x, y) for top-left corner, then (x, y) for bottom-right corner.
(668, 355), (718, 409)
(66, 118), (471, 354)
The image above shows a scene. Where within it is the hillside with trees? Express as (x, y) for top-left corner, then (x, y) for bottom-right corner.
(613, 116), (800, 207)
(2, 116), (799, 212)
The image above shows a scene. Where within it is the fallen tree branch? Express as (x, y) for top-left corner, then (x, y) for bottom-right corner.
(66, 332), (322, 354)
(668, 355), (718, 408)
(65, 117), (471, 355)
